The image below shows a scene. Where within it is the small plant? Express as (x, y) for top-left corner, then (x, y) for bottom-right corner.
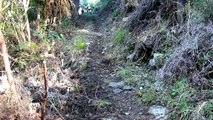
(116, 68), (132, 79)
(98, 99), (111, 108)
(113, 9), (120, 17)
(170, 80), (186, 97)
(125, 75), (140, 85)
(114, 29), (127, 45)
(75, 38), (86, 50)
(159, 79), (196, 119)
(116, 66), (142, 86)
(137, 85), (157, 104)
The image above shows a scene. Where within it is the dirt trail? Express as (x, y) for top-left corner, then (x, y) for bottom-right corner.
(67, 14), (147, 120)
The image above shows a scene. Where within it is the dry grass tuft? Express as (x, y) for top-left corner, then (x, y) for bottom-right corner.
(0, 82), (39, 120)
(160, 22), (213, 88)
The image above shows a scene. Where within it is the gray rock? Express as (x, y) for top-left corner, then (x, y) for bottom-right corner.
(109, 81), (125, 88)
(123, 86), (132, 90)
(149, 53), (165, 68)
(30, 102), (41, 111)
(154, 81), (164, 91)
(102, 117), (117, 120)
(113, 89), (123, 94)
(26, 77), (40, 87)
(124, 112), (130, 115)
(122, 17), (129, 22)
(148, 105), (169, 120)
(0, 76), (9, 94)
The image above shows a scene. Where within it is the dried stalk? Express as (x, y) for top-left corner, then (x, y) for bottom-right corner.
(41, 60), (48, 120)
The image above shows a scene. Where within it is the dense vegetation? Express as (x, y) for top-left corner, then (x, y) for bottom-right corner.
(1, 0), (213, 119)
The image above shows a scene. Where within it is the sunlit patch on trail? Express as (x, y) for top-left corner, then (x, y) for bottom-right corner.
(76, 29), (102, 36)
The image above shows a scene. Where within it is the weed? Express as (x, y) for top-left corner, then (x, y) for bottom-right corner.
(114, 29), (127, 45)
(75, 38), (86, 50)
(113, 9), (120, 17)
(116, 68), (132, 79)
(137, 85), (157, 104)
(125, 75), (140, 85)
(116, 66), (142, 86)
(160, 79), (196, 119)
(98, 99), (111, 108)
(170, 80), (186, 97)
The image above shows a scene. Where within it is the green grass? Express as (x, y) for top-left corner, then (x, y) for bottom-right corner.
(137, 85), (157, 104)
(160, 79), (196, 119)
(114, 29), (127, 45)
(116, 66), (144, 86)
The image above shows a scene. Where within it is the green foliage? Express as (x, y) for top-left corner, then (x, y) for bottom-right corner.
(137, 85), (157, 104)
(113, 9), (120, 17)
(170, 80), (186, 97)
(114, 29), (128, 45)
(160, 79), (196, 119)
(116, 69), (132, 78)
(75, 38), (86, 50)
(1, 0), (30, 43)
(15, 41), (42, 69)
(28, 0), (44, 22)
(98, 99), (111, 108)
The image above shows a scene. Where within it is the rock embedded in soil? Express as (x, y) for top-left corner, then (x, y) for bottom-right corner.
(148, 105), (169, 120)
(113, 88), (123, 94)
(102, 117), (117, 120)
(109, 81), (125, 88)
(123, 85), (132, 90)
(26, 77), (41, 87)
(154, 81), (164, 92)
(149, 53), (165, 69)
(122, 17), (129, 22)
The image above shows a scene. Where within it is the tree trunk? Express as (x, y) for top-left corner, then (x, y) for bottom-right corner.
(0, 31), (16, 94)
